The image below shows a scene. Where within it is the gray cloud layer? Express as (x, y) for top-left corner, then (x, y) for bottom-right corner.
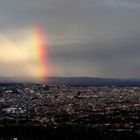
(0, 0), (140, 78)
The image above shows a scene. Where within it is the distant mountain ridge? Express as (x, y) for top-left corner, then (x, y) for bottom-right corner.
(47, 77), (140, 86)
(0, 77), (140, 86)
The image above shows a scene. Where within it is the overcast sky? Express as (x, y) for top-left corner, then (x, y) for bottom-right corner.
(0, 0), (140, 78)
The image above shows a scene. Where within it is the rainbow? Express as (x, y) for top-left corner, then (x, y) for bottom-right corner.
(30, 26), (48, 82)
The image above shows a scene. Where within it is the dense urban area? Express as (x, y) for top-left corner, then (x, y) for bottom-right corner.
(0, 83), (140, 139)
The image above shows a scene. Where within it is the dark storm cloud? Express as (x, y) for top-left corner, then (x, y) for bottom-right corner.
(49, 32), (140, 78)
(0, 0), (140, 78)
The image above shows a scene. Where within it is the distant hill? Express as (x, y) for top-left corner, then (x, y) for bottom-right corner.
(47, 77), (140, 87)
(0, 77), (140, 86)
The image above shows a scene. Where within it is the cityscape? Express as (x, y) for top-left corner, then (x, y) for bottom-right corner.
(0, 83), (140, 139)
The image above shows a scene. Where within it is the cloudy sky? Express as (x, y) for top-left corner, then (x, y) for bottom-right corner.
(0, 0), (140, 78)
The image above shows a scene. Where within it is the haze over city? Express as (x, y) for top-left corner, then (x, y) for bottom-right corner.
(0, 0), (140, 79)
